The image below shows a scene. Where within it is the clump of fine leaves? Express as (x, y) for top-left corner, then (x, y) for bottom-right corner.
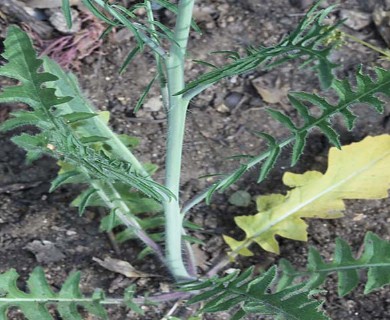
(224, 135), (390, 255)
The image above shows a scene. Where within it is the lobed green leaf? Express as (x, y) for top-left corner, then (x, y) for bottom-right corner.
(203, 65), (390, 201)
(277, 232), (390, 296)
(0, 267), (109, 320)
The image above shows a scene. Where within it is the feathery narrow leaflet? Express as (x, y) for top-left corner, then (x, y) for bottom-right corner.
(203, 66), (390, 202)
(181, 266), (329, 320)
(177, 2), (340, 100)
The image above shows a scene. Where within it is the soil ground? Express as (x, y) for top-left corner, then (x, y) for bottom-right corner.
(0, 0), (389, 319)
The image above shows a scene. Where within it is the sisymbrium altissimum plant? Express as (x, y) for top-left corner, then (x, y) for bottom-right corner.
(0, 1), (389, 319)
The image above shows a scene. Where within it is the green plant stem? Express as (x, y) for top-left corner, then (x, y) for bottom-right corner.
(342, 31), (390, 59)
(286, 263), (390, 278)
(0, 292), (191, 305)
(163, 0), (195, 281)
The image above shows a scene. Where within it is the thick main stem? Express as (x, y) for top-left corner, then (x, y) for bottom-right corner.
(163, 0), (195, 281)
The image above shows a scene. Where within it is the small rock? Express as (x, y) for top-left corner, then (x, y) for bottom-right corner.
(66, 230), (77, 236)
(373, 6), (390, 46)
(49, 8), (81, 34)
(113, 28), (133, 43)
(358, 0), (390, 12)
(24, 240), (65, 263)
(357, 0), (382, 12)
(205, 21), (214, 29)
(159, 282), (171, 293)
(240, 0), (261, 11)
(143, 96), (162, 112)
(23, 7), (47, 20)
(192, 4), (215, 23)
(25, 0), (80, 8)
(75, 245), (87, 253)
(108, 275), (132, 293)
(224, 91), (244, 110)
(215, 103), (230, 114)
(353, 213), (366, 221)
(227, 16), (235, 23)
(117, 96), (127, 104)
(1, 0), (54, 39)
(339, 9), (372, 30)
(228, 190), (252, 207)
(289, 0), (314, 10)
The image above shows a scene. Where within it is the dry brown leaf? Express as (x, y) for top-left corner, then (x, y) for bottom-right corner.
(93, 257), (156, 278)
(191, 244), (208, 270)
(353, 213), (366, 221)
(251, 76), (289, 105)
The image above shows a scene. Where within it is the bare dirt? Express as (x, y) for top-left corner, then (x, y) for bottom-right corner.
(0, 0), (389, 319)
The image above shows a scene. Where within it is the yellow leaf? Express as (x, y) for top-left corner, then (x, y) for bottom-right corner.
(98, 111), (110, 124)
(224, 135), (390, 256)
(223, 235), (254, 257)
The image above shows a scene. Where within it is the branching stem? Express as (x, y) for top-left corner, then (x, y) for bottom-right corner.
(182, 137), (295, 214)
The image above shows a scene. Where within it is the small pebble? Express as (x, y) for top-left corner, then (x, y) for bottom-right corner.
(339, 9), (371, 31)
(289, 0), (314, 9)
(66, 230), (77, 236)
(143, 96), (162, 112)
(224, 91), (243, 109)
